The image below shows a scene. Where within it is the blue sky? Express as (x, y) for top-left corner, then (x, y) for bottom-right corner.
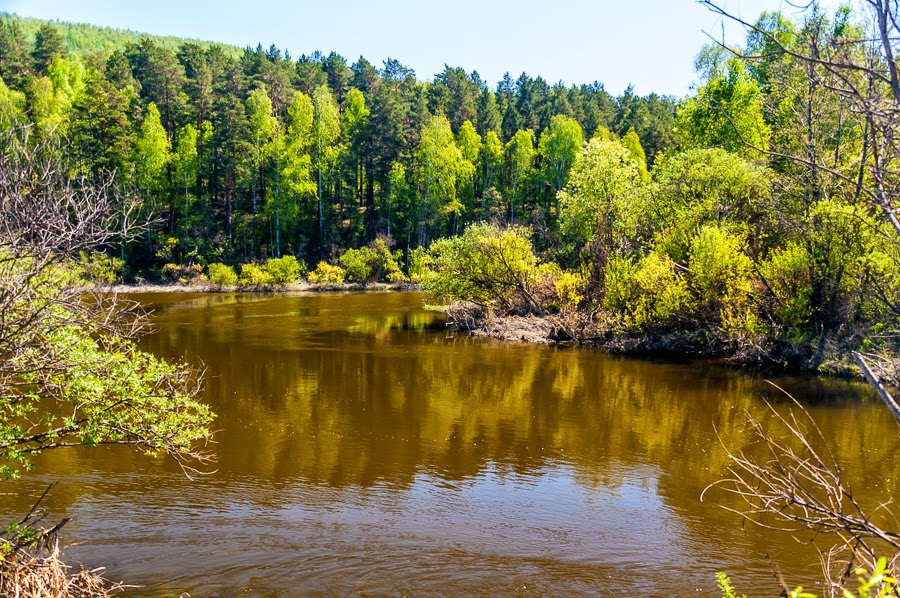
(1, 0), (843, 97)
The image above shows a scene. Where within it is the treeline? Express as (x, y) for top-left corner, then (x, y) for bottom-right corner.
(420, 5), (900, 370)
(0, 13), (676, 277)
(3, 7), (896, 369)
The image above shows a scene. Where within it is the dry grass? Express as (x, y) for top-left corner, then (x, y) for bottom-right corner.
(1, 486), (123, 597)
(704, 384), (900, 596)
(0, 540), (119, 598)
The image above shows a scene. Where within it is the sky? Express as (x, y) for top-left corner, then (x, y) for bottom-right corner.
(1, 0), (845, 97)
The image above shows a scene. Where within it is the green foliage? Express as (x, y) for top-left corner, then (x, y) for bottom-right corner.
(689, 225), (760, 338)
(0, 261), (213, 479)
(504, 128), (536, 218)
(265, 255), (305, 285)
(339, 248), (372, 283)
(307, 261), (346, 285)
(416, 114), (472, 229)
(557, 137), (643, 253)
(424, 222), (544, 314)
(387, 270), (408, 284)
(758, 242), (813, 328)
(0, 78), (26, 129)
(344, 87), (369, 135)
(161, 262), (204, 284)
(134, 102), (171, 193)
(677, 58), (770, 155)
(537, 262), (585, 312)
(77, 251), (124, 284)
(0, 13), (684, 289)
(604, 253), (693, 330)
(688, 225), (752, 308)
(31, 23), (64, 75)
(843, 558), (898, 598)
(339, 237), (404, 284)
(207, 263), (238, 287)
(621, 129), (649, 181)
(539, 114), (584, 192)
(4, 12), (241, 59)
(0, 7), (896, 371)
(717, 559), (899, 598)
(239, 262), (272, 287)
(407, 246), (432, 284)
(638, 148), (771, 263)
(716, 572), (747, 598)
(553, 269), (586, 313)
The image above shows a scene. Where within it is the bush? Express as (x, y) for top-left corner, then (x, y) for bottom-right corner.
(604, 252), (693, 330)
(407, 246), (432, 284)
(77, 251), (124, 284)
(424, 222), (544, 314)
(161, 262), (204, 285)
(207, 263), (238, 287)
(338, 236), (404, 284)
(688, 225), (753, 303)
(553, 269), (585, 313)
(387, 270), (408, 284)
(339, 247), (371, 283)
(239, 263), (272, 286)
(532, 262), (585, 313)
(307, 261), (345, 285)
(683, 225), (762, 339)
(265, 255), (306, 285)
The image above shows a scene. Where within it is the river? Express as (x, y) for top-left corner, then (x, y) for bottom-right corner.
(2, 291), (898, 596)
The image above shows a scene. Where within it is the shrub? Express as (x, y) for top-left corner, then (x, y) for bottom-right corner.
(688, 225), (753, 305)
(603, 255), (640, 317)
(338, 236), (404, 284)
(77, 251), (124, 284)
(307, 261), (345, 285)
(239, 263), (272, 286)
(388, 270), (408, 284)
(629, 253), (694, 329)
(424, 222), (543, 314)
(758, 242), (813, 329)
(407, 246), (432, 284)
(553, 269), (585, 313)
(265, 255), (305, 285)
(339, 247), (371, 283)
(533, 262), (585, 313)
(207, 263), (238, 287)
(604, 252), (693, 330)
(161, 262), (204, 285)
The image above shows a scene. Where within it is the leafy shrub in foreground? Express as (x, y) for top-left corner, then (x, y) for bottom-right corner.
(307, 261), (345, 285)
(239, 263), (272, 286)
(207, 263), (238, 287)
(77, 251), (125, 284)
(338, 236), (404, 284)
(425, 222), (543, 314)
(265, 255), (305, 285)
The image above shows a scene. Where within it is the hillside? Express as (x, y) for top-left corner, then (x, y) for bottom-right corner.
(1, 12), (242, 58)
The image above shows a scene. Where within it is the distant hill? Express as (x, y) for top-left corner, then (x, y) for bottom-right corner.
(1, 12), (243, 58)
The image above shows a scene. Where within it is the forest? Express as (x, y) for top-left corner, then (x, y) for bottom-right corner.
(0, 5), (898, 373)
(0, 13), (675, 269)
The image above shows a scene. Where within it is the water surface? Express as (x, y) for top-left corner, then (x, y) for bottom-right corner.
(3, 292), (898, 596)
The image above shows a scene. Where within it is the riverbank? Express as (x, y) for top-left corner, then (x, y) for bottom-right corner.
(110, 284), (864, 377)
(445, 302), (862, 378)
(110, 281), (413, 294)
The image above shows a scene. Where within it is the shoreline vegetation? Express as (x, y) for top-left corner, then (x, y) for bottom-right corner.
(113, 279), (863, 378)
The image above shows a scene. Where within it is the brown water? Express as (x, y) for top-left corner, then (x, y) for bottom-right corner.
(2, 292), (898, 596)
